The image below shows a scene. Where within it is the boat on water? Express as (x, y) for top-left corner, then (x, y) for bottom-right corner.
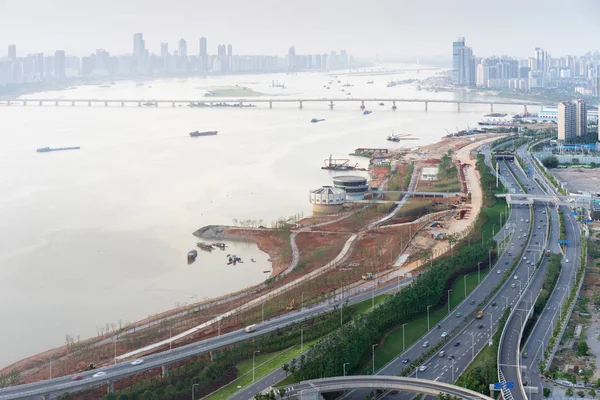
(37, 146), (80, 153)
(378, 102), (385, 106)
(322, 155), (366, 171)
(311, 118), (325, 123)
(363, 110), (372, 115)
(197, 242), (214, 251)
(387, 134), (401, 142)
(367, 81), (374, 84)
(227, 255), (243, 265)
(187, 250), (198, 263)
(190, 131), (218, 137)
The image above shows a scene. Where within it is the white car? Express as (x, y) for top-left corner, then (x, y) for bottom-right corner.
(523, 257), (527, 260)
(521, 219), (524, 222)
(93, 371), (107, 378)
(419, 365), (428, 372)
(131, 359), (144, 366)
(566, 259), (570, 263)
(497, 269), (501, 274)
(514, 275), (518, 280)
(441, 331), (448, 338)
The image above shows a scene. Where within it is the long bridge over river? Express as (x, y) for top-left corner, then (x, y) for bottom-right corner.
(0, 97), (542, 112)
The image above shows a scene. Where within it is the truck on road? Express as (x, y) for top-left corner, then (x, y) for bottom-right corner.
(476, 311), (483, 319)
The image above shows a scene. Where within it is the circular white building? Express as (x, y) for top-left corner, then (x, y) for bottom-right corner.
(309, 186), (346, 213)
(333, 175), (369, 200)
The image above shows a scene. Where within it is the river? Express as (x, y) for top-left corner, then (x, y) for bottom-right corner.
(0, 64), (532, 367)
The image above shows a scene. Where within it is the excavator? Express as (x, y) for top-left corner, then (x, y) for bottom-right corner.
(286, 299), (296, 311)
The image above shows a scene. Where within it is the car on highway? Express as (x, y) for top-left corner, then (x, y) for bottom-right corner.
(514, 275), (518, 280)
(447, 354), (455, 360)
(422, 341), (430, 348)
(566, 259), (569, 263)
(439, 350), (446, 357)
(441, 331), (448, 338)
(419, 365), (428, 372)
(71, 375), (84, 381)
(93, 371), (107, 378)
(505, 261), (509, 265)
(402, 358), (410, 364)
(470, 299), (475, 305)
(492, 301), (497, 307)
(477, 324), (484, 329)
(131, 359), (144, 366)
(523, 257), (527, 260)
(497, 269), (501, 274)
(456, 312), (462, 318)
(511, 283), (516, 288)
(454, 341), (460, 347)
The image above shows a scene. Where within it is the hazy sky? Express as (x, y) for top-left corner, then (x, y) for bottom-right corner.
(0, 0), (599, 61)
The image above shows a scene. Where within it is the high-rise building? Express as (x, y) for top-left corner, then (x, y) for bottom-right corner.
(558, 101), (578, 141)
(200, 37), (207, 57)
(575, 99), (587, 137)
(199, 37), (208, 72)
(133, 33), (145, 59)
(288, 46), (296, 69)
(8, 44), (16, 60)
(178, 39), (187, 59)
(54, 50), (66, 79)
(452, 37), (474, 86)
(534, 47), (546, 72)
(227, 44), (232, 57)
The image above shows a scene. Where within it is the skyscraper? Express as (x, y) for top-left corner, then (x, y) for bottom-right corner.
(227, 44), (232, 57)
(133, 33), (145, 59)
(178, 39), (187, 58)
(452, 37), (474, 86)
(575, 99), (587, 137)
(8, 44), (16, 60)
(54, 50), (66, 79)
(160, 43), (169, 72)
(199, 37), (207, 57)
(558, 101), (577, 141)
(534, 47), (546, 72)
(288, 46), (296, 70)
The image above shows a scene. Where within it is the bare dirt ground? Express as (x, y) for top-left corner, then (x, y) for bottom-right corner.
(552, 168), (600, 193)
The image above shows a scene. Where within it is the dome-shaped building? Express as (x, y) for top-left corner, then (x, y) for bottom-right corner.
(309, 186), (346, 213)
(333, 175), (369, 200)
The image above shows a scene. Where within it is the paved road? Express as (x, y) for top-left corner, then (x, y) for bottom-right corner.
(512, 144), (582, 399)
(0, 280), (409, 400)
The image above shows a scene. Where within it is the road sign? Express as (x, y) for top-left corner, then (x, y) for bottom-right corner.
(493, 382), (515, 389)
(493, 383), (503, 390)
(506, 382), (515, 389)
(572, 211), (577, 215)
(558, 240), (563, 244)
(587, 219), (594, 223)
(566, 240), (571, 245)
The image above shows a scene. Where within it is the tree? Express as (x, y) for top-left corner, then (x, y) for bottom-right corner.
(103, 394), (117, 400)
(589, 388), (596, 399)
(282, 363), (289, 377)
(585, 376), (591, 386)
(543, 388), (552, 399)
(577, 390), (586, 398)
(289, 358), (297, 375)
(572, 158), (580, 165)
(577, 341), (590, 356)
(141, 390), (155, 400)
(566, 387), (574, 399)
(542, 156), (559, 169)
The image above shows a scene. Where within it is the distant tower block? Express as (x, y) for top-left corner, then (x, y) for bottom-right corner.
(309, 186), (346, 214)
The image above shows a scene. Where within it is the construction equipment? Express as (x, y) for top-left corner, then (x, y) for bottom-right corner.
(434, 233), (447, 240)
(322, 155), (366, 171)
(362, 273), (374, 280)
(286, 299), (296, 311)
(455, 210), (466, 220)
(430, 222), (444, 228)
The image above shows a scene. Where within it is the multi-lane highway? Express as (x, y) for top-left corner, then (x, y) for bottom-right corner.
(0, 280), (409, 400)
(510, 143), (582, 399)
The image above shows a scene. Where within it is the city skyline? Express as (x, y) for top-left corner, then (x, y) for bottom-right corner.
(0, 0), (599, 60)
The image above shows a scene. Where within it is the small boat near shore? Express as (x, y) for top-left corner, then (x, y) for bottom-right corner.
(311, 118), (325, 123)
(187, 250), (198, 263)
(212, 242), (227, 250)
(227, 255), (243, 265)
(197, 242), (214, 251)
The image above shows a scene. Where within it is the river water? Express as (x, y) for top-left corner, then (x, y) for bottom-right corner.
(0, 64), (532, 366)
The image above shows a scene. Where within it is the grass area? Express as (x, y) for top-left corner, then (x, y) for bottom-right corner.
(422, 175), (462, 193)
(394, 199), (433, 218)
(373, 268), (489, 370)
(205, 340), (318, 400)
(349, 294), (391, 316)
(205, 87), (263, 97)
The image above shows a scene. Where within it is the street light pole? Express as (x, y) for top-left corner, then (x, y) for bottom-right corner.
(114, 337), (117, 365)
(343, 362), (349, 377)
(301, 292), (307, 311)
(49, 357), (52, 379)
(170, 327), (173, 351)
(477, 262), (482, 284)
(372, 344), (378, 374)
(464, 275), (467, 298)
(451, 357), (455, 382)
(448, 289), (453, 314)
(427, 305), (433, 331)
(301, 325), (307, 353)
(402, 323), (408, 351)
(262, 302), (265, 323)
(192, 383), (200, 400)
(253, 351), (260, 382)
(470, 332), (475, 360)
(372, 284), (375, 310)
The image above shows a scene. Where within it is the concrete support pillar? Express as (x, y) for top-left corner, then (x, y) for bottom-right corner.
(21, 101), (24, 106)
(105, 101), (108, 107)
(457, 102), (461, 112)
(107, 380), (114, 393)
(361, 100), (365, 109)
(138, 102), (141, 107)
(210, 102), (213, 107)
(161, 365), (169, 377)
(172, 101), (176, 108)
(299, 101), (303, 109)
(329, 101), (334, 109)
(39, 101), (43, 106)
(72, 101), (75, 107)
(239, 101), (243, 108)
(392, 101), (397, 110)
(55, 101), (59, 106)
(155, 102), (158, 107)
(490, 103), (494, 112)
(88, 101), (91, 107)
(269, 101), (272, 109)
(121, 101), (125, 107)
(425, 101), (428, 112)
